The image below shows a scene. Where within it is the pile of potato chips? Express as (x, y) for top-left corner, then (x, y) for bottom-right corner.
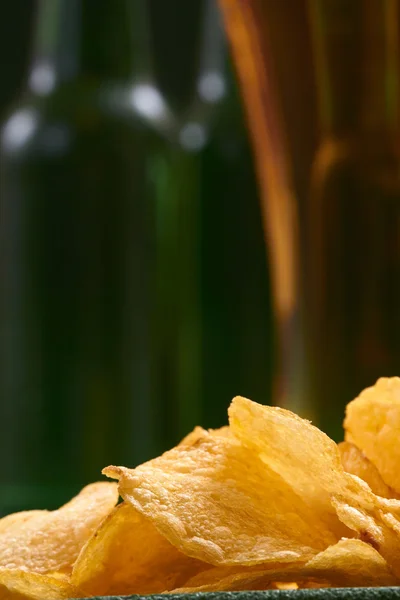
(2, 377), (400, 598)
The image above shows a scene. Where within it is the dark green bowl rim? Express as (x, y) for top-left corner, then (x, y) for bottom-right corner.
(72, 587), (400, 600)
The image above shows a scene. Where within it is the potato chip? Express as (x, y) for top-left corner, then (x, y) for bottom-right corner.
(339, 441), (399, 499)
(173, 561), (300, 591)
(331, 481), (400, 579)
(228, 396), (351, 536)
(171, 563), (329, 592)
(0, 569), (81, 600)
(179, 426), (231, 447)
(5, 387), (400, 594)
(72, 501), (209, 596)
(302, 538), (397, 587)
(172, 575), (315, 592)
(0, 512), (44, 535)
(0, 482), (118, 573)
(104, 430), (340, 568)
(208, 426), (232, 438)
(170, 563), (302, 593)
(344, 377), (400, 493)
(227, 395), (400, 580)
(171, 572), (279, 592)
(171, 538), (397, 592)
(178, 426), (208, 446)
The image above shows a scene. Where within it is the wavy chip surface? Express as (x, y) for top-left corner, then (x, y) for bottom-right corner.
(104, 431), (341, 567)
(0, 569), (81, 600)
(4, 378), (400, 595)
(0, 482), (118, 573)
(344, 377), (400, 494)
(339, 441), (399, 499)
(171, 538), (396, 592)
(72, 501), (208, 595)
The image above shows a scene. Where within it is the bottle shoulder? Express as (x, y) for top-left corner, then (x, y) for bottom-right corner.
(0, 81), (161, 161)
(0, 76), (244, 164)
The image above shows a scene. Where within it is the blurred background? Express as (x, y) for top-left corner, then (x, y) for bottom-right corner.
(0, 2), (34, 121)
(2, 0), (400, 515)
(0, 0), (272, 514)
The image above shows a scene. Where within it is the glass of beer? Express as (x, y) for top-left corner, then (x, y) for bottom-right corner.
(220, 0), (400, 439)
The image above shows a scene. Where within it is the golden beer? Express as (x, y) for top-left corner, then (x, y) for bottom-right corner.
(220, 0), (400, 439)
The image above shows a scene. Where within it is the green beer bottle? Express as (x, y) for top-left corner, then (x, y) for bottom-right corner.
(0, 0), (271, 514)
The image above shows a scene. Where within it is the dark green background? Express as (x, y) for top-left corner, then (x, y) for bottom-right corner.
(0, 0), (273, 513)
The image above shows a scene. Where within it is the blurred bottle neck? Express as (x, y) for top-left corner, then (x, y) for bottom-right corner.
(310, 0), (399, 138)
(28, 0), (148, 91)
(148, 0), (226, 114)
(27, 0), (226, 118)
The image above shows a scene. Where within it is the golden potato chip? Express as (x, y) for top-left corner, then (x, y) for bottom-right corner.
(179, 426), (231, 447)
(105, 395), (400, 582)
(208, 426), (232, 438)
(339, 441), (399, 499)
(171, 563), (331, 592)
(171, 538), (397, 592)
(173, 561), (299, 591)
(0, 569), (81, 600)
(0, 512), (44, 535)
(0, 482), (118, 573)
(344, 377), (400, 493)
(170, 566), (296, 593)
(227, 395), (400, 580)
(72, 501), (209, 596)
(178, 426), (208, 446)
(5, 388), (400, 594)
(331, 480), (400, 579)
(171, 574), (320, 592)
(229, 400), (400, 519)
(104, 430), (340, 567)
(302, 538), (397, 587)
(228, 396), (352, 536)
